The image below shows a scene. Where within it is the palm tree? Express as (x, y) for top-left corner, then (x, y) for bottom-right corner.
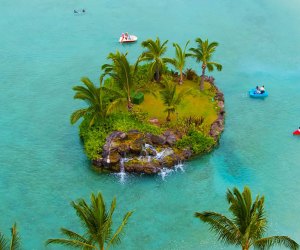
(0, 223), (20, 250)
(140, 37), (170, 82)
(46, 192), (133, 250)
(101, 51), (140, 109)
(165, 41), (190, 84)
(159, 79), (192, 121)
(195, 186), (299, 250)
(70, 77), (121, 127)
(188, 38), (222, 91)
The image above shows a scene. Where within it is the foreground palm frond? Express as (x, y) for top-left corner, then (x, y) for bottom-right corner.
(195, 186), (299, 250)
(46, 192), (134, 250)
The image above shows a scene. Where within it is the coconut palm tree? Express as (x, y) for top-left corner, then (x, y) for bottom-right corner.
(101, 51), (140, 109)
(195, 186), (299, 250)
(0, 223), (20, 250)
(165, 41), (190, 84)
(140, 37), (170, 82)
(46, 192), (133, 250)
(188, 38), (222, 91)
(70, 77), (122, 127)
(159, 79), (192, 121)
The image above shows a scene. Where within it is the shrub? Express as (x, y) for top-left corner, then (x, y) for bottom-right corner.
(176, 130), (215, 154)
(79, 112), (162, 159)
(185, 68), (197, 80)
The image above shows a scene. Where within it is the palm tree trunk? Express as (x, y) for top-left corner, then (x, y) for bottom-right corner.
(155, 64), (160, 82)
(242, 241), (250, 250)
(127, 94), (133, 110)
(200, 64), (206, 91)
(179, 69), (183, 85)
(166, 110), (171, 121)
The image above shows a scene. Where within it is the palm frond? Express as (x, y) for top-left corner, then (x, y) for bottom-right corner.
(195, 212), (240, 245)
(0, 233), (8, 250)
(106, 211), (134, 250)
(9, 223), (20, 250)
(70, 108), (88, 124)
(60, 228), (89, 243)
(254, 236), (299, 250)
(46, 238), (95, 249)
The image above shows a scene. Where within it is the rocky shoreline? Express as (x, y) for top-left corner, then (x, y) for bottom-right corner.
(92, 78), (225, 174)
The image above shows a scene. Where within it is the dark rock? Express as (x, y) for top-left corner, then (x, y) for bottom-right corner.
(210, 118), (224, 140)
(181, 149), (193, 159)
(217, 101), (224, 109)
(92, 158), (104, 168)
(130, 139), (143, 154)
(124, 161), (160, 174)
(150, 134), (166, 145)
(166, 134), (177, 146)
(119, 132), (127, 140)
(107, 151), (121, 165)
(117, 144), (130, 156)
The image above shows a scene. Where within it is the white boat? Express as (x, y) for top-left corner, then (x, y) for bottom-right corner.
(119, 35), (138, 43)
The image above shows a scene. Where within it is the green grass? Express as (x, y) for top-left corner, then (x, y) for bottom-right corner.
(138, 80), (219, 125)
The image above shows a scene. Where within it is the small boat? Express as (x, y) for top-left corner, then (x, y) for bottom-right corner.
(293, 130), (300, 135)
(119, 35), (138, 43)
(249, 88), (268, 98)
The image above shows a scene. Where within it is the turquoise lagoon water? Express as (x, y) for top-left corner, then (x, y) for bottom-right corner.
(1, 0), (300, 249)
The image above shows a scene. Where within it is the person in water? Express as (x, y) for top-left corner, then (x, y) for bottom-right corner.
(255, 86), (261, 94)
(260, 85), (265, 94)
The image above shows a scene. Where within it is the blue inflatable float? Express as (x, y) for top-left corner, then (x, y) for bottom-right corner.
(249, 88), (268, 98)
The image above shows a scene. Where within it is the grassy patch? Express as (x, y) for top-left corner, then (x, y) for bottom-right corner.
(138, 80), (218, 126)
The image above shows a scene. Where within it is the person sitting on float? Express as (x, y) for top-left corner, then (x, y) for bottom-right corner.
(260, 85), (265, 94)
(255, 86), (261, 94)
(124, 32), (128, 40)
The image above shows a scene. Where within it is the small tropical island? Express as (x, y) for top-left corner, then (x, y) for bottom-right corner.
(71, 37), (225, 174)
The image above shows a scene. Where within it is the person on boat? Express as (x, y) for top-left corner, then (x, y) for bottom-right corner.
(298, 127), (300, 132)
(121, 33), (125, 42)
(260, 85), (265, 94)
(125, 32), (129, 40)
(255, 86), (261, 94)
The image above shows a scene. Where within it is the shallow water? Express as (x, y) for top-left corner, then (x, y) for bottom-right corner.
(1, 0), (300, 249)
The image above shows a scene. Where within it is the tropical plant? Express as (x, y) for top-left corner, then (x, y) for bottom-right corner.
(159, 79), (192, 121)
(101, 51), (140, 109)
(70, 77), (122, 127)
(140, 37), (170, 82)
(0, 223), (20, 250)
(195, 186), (299, 250)
(165, 41), (190, 84)
(46, 192), (133, 250)
(188, 38), (222, 91)
(185, 68), (197, 81)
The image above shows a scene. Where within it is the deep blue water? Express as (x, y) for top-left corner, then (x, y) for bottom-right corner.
(1, 0), (300, 249)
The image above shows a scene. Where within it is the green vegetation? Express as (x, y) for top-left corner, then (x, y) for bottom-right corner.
(165, 41), (190, 84)
(101, 51), (141, 109)
(188, 37), (222, 91)
(159, 78), (192, 121)
(195, 186), (299, 250)
(71, 36), (223, 161)
(46, 192), (133, 250)
(176, 130), (214, 154)
(140, 37), (170, 82)
(0, 223), (20, 250)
